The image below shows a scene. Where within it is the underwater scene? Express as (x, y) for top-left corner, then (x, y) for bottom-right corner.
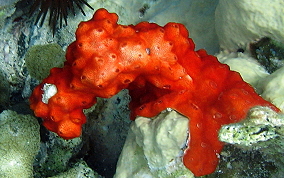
(0, 0), (284, 177)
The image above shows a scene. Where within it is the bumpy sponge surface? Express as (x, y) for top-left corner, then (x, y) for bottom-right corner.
(30, 8), (279, 176)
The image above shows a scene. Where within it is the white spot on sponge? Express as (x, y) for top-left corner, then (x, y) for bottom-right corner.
(41, 83), (57, 104)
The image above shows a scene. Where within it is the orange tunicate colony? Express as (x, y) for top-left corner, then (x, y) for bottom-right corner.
(29, 8), (279, 176)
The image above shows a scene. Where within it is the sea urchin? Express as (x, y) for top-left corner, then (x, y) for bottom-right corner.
(29, 0), (93, 34)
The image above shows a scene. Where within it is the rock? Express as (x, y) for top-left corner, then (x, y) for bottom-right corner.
(256, 66), (284, 111)
(49, 160), (102, 178)
(215, 0), (284, 51)
(0, 110), (40, 178)
(218, 106), (284, 177)
(114, 109), (193, 178)
(217, 51), (269, 87)
(250, 37), (284, 74)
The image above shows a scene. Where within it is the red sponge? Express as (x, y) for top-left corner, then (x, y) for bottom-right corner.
(29, 8), (279, 176)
